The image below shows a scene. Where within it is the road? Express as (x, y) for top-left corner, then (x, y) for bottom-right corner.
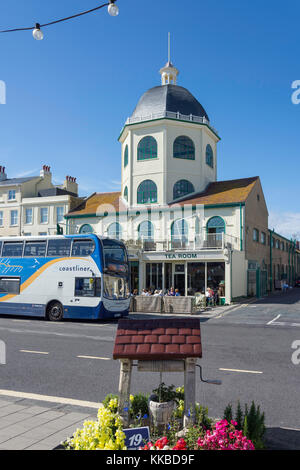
(0, 289), (299, 432)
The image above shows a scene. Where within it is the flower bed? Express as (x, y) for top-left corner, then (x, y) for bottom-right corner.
(63, 387), (265, 451)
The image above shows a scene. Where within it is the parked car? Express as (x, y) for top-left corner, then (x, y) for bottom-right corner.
(295, 278), (300, 287)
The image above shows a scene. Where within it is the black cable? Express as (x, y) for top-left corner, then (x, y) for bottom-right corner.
(0, 1), (116, 34)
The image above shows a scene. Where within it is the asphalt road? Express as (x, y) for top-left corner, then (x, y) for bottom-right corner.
(0, 289), (299, 432)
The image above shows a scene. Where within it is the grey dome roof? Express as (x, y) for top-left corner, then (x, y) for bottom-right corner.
(130, 84), (209, 121)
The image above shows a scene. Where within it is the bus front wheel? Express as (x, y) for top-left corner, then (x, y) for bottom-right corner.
(46, 301), (64, 322)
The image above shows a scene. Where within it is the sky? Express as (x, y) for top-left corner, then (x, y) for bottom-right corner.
(0, 0), (299, 238)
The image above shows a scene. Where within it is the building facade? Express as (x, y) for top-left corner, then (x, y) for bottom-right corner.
(65, 61), (299, 302)
(0, 165), (82, 237)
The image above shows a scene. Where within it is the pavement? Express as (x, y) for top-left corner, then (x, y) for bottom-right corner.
(0, 394), (98, 450)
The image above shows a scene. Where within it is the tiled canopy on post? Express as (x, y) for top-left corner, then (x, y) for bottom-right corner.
(113, 318), (202, 360)
(113, 319), (202, 428)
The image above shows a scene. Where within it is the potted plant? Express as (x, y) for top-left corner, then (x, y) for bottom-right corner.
(149, 383), (178, 426)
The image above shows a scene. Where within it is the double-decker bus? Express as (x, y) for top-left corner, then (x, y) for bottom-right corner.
(0, 234), (130, 321)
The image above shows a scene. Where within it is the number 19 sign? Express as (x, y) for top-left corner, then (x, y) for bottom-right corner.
(123, 427), (150, 450)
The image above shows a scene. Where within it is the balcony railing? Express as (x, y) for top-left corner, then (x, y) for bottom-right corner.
(125, 233), (241, 252)
(125, 110), (219, 136)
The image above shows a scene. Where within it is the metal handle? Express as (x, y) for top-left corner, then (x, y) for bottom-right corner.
(197, 365), (222, 385)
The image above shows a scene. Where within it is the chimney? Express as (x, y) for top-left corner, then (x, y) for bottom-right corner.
(40, 165), (52, 178)
(63, 175), (78, 196)
(0, 166), (7, 182)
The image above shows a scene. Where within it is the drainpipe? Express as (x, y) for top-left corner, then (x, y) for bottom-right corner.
(288, 242), (291, 285)
(240, 203), (243, 251)
(269, 229), (273, 291)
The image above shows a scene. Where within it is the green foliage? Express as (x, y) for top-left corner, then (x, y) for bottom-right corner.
(130, 392), (149, 419)
(223, 400), (265, 449)
(151, 383), (178, 403)
(103, 393), (118, 409)
(223, 403), (233, 423)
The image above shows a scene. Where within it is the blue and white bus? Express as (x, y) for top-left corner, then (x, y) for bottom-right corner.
(0, 234), (130, 321)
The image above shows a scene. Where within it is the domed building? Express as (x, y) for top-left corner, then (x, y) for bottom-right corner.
(66, 60), (296, 304)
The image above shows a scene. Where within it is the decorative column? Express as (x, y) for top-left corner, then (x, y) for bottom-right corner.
(118, 359), (133, 427)
(183, 357), (197, 427)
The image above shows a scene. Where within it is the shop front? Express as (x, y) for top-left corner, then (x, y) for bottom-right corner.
(140, 251), (228, 301)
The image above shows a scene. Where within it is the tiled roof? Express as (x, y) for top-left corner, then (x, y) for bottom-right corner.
(0, 177), (38, 187)
(113, 319), (202, 360)
(172, 177), (259, 206)
(67, 191), (125, 216)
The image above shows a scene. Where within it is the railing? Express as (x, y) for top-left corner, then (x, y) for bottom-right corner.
(125, 233), (241, 252)
(125, 110), (218, 135)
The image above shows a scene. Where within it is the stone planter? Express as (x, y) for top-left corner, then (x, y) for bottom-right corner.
(149, 399), (175, 426)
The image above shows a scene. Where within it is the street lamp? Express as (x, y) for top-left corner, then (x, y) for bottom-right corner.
(108, 0), (119, 16)
(32, 23), (44, 40)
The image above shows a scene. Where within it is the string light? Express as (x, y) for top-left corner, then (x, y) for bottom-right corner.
(0, 1), (119, 40)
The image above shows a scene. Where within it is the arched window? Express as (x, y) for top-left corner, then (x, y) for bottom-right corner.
(173, 136), (195, 160)
(79, 224), (94, 234)
(124, 145), (128, 168)
(171, 219), (188, 242)
(137, 180), (157, 204)
(137, 136), (157, 160)
(206, 216), (225, 234)
(123, 186), (128, 202)
(107, 222), (122, 240)
(138, 220), (154, 240)
(206, 144), (214, 168)
(173, 180), (195, 200)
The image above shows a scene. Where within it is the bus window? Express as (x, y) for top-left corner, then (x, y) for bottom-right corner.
(0, 277), (20, 294)
(2, 242), (24, 258)
(24, 241), (47, 257)
(71, 239), (95, 257)
(0, 241), (2, 256)
(47, 239), (71, 257)
(74, 277), (101, 297)
(102, 239), (127, 263)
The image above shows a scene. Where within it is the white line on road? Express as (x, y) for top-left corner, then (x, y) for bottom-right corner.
(77, 355), (111, 361)
(0, 389), (103, 409)
(267, 314), (281, 325)
(20, 349), (49, 355)
(219, 368), (263, 374)
(270, 321), (300, 327)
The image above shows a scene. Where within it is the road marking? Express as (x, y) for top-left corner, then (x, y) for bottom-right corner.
(270, 321), (300, 327)
(219, 368), (263, 374)
(77, 355), (111, 361)
(12, 319), (31, 323)
(0, 326), (114, 342)
(267, 314), (281, 325)
(0, 389), (103, 409)
(20, 349), (49, 355)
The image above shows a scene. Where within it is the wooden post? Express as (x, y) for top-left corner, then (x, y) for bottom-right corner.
(118, 359), (132, 427)
(183, 358), (197, 427)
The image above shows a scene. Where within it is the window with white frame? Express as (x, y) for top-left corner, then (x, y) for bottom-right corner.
(8, 190), (16, 200)
(10, 210), (18, 226)
(56, 206), (64, 223)
(40, 208), (48, 224)
(25, 208), (33, 225)
(0, 211), (3, 226)
(253, 228), (259, 242)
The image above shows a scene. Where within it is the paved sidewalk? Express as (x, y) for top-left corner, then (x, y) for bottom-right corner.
(0, 394), (97, 450)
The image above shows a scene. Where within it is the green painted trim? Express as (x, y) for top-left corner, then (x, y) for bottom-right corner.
(65, 202), (246, 219)
(118, 117), (221, 141)
(206, 215), (226, 234)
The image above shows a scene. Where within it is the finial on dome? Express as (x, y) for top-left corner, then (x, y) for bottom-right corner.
(159, 32), (179, 85)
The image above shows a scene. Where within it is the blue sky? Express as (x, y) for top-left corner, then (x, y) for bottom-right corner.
(0, 0), (299, 237)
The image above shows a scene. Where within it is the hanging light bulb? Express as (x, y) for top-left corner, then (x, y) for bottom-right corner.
(32, 23), (44, 40)
(108, 1), (119, 16)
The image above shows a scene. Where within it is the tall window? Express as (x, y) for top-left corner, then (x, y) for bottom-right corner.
(10, 210), (18, 226)
(107, 222), (122, 240)
(124, 145), (128, 168)
(25, 208), (33, 225)
(137, 136), (157, 160)
(171, 219), (188, 242)
(206, 144), (214, 168)
(253, 228), (259, 242)
(40, 208), (48, 224)
(207, 216), (225, 234)
(56, 206), (64, 223)
(173, 136), (195, 160)
(0, 211), (3, 226)
(138, 221), (154, 240)
(137, 180), (157, 204)
(124, 186), (128, 202)
(8, 190), (16, 200)
(173, 180), (195, 200)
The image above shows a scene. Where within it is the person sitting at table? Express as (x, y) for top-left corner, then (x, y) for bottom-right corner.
(167, 286), (175, 296)
(175, 288), (181, 296)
